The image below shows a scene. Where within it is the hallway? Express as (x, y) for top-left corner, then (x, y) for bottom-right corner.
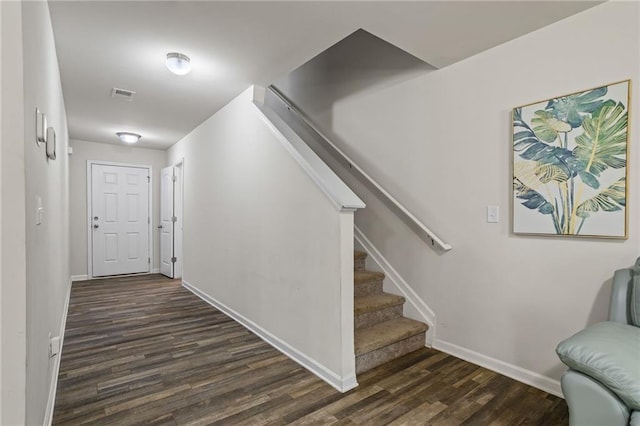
(53, 275), (569, 425)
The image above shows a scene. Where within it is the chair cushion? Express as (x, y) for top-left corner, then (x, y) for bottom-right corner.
(556, 321), (640, 410)
(631, 276), (640, 327)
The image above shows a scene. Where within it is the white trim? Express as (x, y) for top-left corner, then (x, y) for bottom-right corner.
(86, 161), (91, 278)
(71, 274), (88, 282)
(354, 225), (436, 345)
(173, 160), (184, 279)
(252, 86), (365, 213)
(339, 212), (357, 381)
(43, 277), (73, 426)
(182, 280), (358, 393)
(159, 160), (184, 279)
(352, 228), (561, 396)
(433, 339), (563, 398)
(266, 86), (451, 251)
(159, 165), (175, 278)
(87, 160), (153, 279)
(73, 272), (161, 282)
(253, 85), (266, 104)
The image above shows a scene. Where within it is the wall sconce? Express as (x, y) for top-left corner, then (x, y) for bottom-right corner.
(46, 127), (56, 160)
(36, 108), (47, 146)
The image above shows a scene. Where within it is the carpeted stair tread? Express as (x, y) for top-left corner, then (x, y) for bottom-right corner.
(354, 293), (405, 315)
(354, 270), (385, 285)
(355, 317), (428, 355)
(354, 250), (367, 260)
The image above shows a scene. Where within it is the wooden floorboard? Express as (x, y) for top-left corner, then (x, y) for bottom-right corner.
(53, 274), (568, 425)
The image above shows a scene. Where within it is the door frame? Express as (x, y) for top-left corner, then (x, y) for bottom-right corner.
(173, 159), (184, 278)
(86, 160), (153, 279)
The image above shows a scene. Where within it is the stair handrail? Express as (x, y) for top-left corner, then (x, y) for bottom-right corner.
(267, 85), (452, 252)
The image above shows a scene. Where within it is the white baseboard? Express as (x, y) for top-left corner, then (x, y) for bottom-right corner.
(433, 339), (563, 398)
(352, 228), (560, 397)
(182, 280), (358, 393)
(43, 277), (73, 426)
(354, 226), (436, 345)
(73, 269), (160, 282)
(70, 274), (88, 282)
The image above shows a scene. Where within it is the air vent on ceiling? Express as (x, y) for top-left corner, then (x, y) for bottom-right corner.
(111, 87), (136, 101)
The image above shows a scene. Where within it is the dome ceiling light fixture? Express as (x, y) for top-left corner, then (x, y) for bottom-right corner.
(116, 132), (141, 144)
(166, 52), (191, 75)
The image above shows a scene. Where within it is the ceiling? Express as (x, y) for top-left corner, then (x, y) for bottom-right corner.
(48, 1), (602, 150)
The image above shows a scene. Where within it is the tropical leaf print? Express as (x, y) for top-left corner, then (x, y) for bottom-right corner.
(513, 82), (628, 236)
(576, 178), (626, 218)
(546, 86), (607, 128)
(532, 110), (571, 143)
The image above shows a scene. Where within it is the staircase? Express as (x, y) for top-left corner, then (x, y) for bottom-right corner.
(354, 250), (428, 373)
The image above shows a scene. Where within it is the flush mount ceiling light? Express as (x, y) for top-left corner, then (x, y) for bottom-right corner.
(166, 52), (191, 75)
(116, 132), (141, 144)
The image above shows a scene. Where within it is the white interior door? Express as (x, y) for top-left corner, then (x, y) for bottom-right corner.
(174, 162), (183, 279)
(160, 166), (175, 278)
(91, 164), (150, 277)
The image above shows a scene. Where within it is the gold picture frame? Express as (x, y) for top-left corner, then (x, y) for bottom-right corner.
(512, 80), (631, 239)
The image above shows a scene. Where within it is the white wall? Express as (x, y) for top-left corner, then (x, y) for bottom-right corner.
(69, 139), (167, 278)
(0, 1), (26, 424)
(19, 0), (71, 423)
(0, 4), (3, 421)
(0, 3), (2, 418)
(168, 88), (356, 390)
(273, 1), (640, 394)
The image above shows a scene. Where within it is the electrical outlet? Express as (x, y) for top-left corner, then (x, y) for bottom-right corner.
(49, 334), (60, 358)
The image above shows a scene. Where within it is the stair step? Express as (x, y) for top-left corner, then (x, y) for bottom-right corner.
(354, 270), (384, 284)
(354, 251), (367, 272)
(354, 293), (404, 315)
(354, 293), (404, 329)
(355, 305), (403, 330)
(354, 271), (384, 297)
(356, 332), (426, 374)
(354, 250), (367, 260)
(352, 250), (427, 373)
(355, 317), (427, 356)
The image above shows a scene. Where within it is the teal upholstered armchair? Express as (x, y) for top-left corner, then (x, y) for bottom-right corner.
(556, 262), (640, 426)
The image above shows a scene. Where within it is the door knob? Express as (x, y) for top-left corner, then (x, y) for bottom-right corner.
(157, 225), (163, 229)
(93, 224), (99, 229)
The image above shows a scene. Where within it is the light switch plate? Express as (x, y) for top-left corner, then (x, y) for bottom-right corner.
(487, 205), (499, 223)
(36, 196), (43, 225)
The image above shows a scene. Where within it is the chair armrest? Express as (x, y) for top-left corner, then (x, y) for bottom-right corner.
(561, 370), (630, 426)
(610, 268), (631, 323)
(556, 321), (640, 410)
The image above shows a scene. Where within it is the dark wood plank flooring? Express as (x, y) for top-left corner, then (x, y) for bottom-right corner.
(53, 274), (568, 425)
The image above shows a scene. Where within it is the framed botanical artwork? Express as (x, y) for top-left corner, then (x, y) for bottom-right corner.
(512, 80), (630, 238)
